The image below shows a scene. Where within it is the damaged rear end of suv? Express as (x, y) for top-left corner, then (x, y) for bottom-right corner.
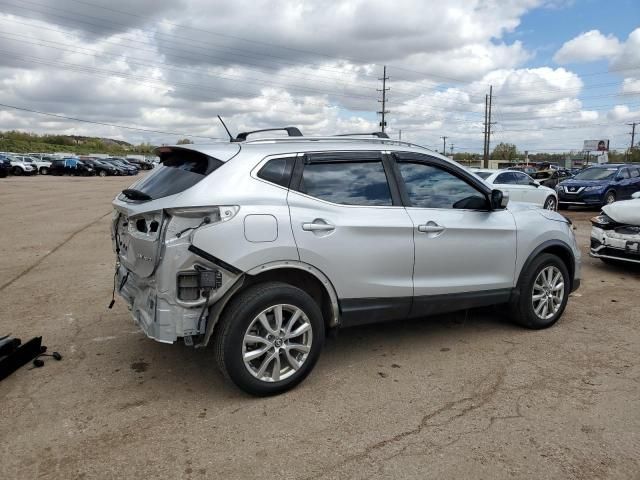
(111, 144), (244, 345)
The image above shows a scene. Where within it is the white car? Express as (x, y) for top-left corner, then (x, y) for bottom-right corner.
(590, 191), (640, 265)
(14, 155), (52, 175)
(9, 156), (37, 175)
(472, 169), (558, 210)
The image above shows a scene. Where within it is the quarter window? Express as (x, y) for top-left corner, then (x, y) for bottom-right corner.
(257, 157), (295, 187)
(398, 162), (487, 209)
(299, 160), (392, 206)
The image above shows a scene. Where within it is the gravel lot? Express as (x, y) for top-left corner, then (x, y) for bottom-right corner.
(1, 175), (639, 480)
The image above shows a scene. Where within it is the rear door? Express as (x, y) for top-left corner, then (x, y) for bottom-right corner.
(287, 151), (415, 325)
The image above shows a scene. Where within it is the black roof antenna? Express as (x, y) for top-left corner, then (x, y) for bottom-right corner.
(217, 115), (234, 142)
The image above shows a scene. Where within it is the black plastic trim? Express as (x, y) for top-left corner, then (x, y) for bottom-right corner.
(187, 245), (242, 275)
(339, 288), (514, 328)
(518, 239), (576, 291)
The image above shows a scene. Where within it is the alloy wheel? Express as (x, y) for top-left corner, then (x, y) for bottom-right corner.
(531, 266), (565, 320)
(544, 197), (557, 210)
(242, 304), (313, 382)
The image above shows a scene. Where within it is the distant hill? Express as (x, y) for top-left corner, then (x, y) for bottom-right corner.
(0, 130), (155, 154)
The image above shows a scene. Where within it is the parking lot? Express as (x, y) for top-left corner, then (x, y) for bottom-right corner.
(0, 175), (638, 479)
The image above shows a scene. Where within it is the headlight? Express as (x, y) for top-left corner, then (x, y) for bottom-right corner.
(555, 185), (563, 192)
(585, 185), (604, 192)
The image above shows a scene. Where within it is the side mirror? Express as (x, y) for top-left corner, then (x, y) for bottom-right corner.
(491, 189), (509, 209)
(632, 191), (640, 199)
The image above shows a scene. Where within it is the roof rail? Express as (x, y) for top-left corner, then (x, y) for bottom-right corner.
(234, 127), (303, 142)
(333, 132), (389, 139)
(242, 135), (435, 151)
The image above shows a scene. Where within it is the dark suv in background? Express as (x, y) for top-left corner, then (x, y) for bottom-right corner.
(0, 154), (11, 178)
(557, 164), (640, 209)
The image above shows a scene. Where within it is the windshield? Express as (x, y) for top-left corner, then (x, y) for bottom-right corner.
(474, 171), (492, 180)
(573, 168), (618, 181)
(123, 149), (223, 201)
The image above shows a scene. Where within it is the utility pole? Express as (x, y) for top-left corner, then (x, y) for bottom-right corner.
(483, 86), (494, 168)
(398, 129), (402, 141)
(377, 66), (390, 133)
(483, 94), (488, 167)
(450, 144), (454, 158)
(629, 122), (637, 149)
(441, 136), (448, 155)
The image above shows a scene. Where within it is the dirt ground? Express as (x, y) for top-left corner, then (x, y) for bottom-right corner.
(1, 174), (638, 480)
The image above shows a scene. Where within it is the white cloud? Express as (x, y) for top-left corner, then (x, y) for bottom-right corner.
(553, 30), (622, 64)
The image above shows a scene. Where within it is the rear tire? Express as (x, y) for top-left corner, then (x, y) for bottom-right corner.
(509, 253), (570, 329)
(40, 167), (48, 175)
(12, 167), (22, 176)
(98, 170), (107, 177)
(214, 282), (324, 396)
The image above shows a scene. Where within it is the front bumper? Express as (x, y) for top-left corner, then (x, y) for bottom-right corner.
(557, 188), (604, 206)
(590, 226), (640, 264)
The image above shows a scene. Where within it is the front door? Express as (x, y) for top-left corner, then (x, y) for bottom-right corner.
(392, 153), (517, 318)
(287, 151), (415, 325)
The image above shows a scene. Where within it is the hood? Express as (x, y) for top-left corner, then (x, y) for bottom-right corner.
(602, 199), (640, 225)
(506, 201), (539, 213)
(559, 178), (607, 187)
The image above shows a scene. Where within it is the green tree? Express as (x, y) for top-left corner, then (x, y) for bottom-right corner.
(491, 142), (518, 160)
(176, 138), (193, 145)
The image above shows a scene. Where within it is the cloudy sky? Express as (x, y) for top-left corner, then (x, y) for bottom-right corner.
(0, 0), (638, 153)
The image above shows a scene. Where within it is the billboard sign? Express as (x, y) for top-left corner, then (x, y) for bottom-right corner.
(583, 139), (609, 152)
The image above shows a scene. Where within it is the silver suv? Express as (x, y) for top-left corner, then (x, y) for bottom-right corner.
(111, 130), (581, 395)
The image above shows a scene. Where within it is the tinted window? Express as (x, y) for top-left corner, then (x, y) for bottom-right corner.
(630, 168), (639, 178)
(299, 160), (392, 206)
(126, 150), (223, 201)
(398, 162), (486, 209)
(257, 157), (295, 187)
(620, 169), (630, 179)
(495, 172), (517, 184)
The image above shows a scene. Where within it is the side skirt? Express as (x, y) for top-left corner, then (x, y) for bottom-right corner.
(339, 289), (514, 328)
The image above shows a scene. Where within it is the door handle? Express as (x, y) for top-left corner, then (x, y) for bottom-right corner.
(302, 222), (335, 232)
(417, 223), (445, 233)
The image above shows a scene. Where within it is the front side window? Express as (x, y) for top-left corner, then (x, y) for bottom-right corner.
(514, 172), (533, 185)
(398, 162), (487, 209)
(298, 159), (392, 206)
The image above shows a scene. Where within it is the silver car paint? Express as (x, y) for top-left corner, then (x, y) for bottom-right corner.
(112, 138), (581, 344)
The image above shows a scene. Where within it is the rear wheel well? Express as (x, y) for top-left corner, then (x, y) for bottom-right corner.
(240, 268), (335, 330)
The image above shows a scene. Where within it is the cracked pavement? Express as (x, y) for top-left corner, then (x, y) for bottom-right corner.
(0, 175), (639, 479)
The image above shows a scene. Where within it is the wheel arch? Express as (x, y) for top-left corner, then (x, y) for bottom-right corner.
(243, 261), (340, 329)
(199, 261), (340, 348)
(518, 239), (575, 291)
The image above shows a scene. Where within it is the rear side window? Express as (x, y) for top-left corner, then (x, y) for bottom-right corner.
(257, 157), (295, 187)
(298, 159), (392, 206)
(630, 168), (639, 178)
(495, 172), (517, 184)
(126, 149), (223, 200)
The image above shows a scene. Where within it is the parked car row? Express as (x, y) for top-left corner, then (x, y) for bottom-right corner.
(0, 154), (155, 178)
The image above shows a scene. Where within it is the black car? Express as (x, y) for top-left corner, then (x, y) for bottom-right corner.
(0, 154), (11, 178)
(80, 158), (119, 177)
(125, 157), (154, 170)
(50, 158), (95, 176)
(531, 169), (573, 189)
(101, 158), (138, 175)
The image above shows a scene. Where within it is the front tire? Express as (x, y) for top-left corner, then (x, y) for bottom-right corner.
(214, 282), (324, 396)
(40, 167), (48, 175)
(543, 196), (557, 211)
(509, 253), (570, 329)
(12, 167), (22, 176)
(98, 170), (107, 177)
(604, 190), (616, 205)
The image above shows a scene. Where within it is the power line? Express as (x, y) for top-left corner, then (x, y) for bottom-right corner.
(0, 102), (217, 138)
